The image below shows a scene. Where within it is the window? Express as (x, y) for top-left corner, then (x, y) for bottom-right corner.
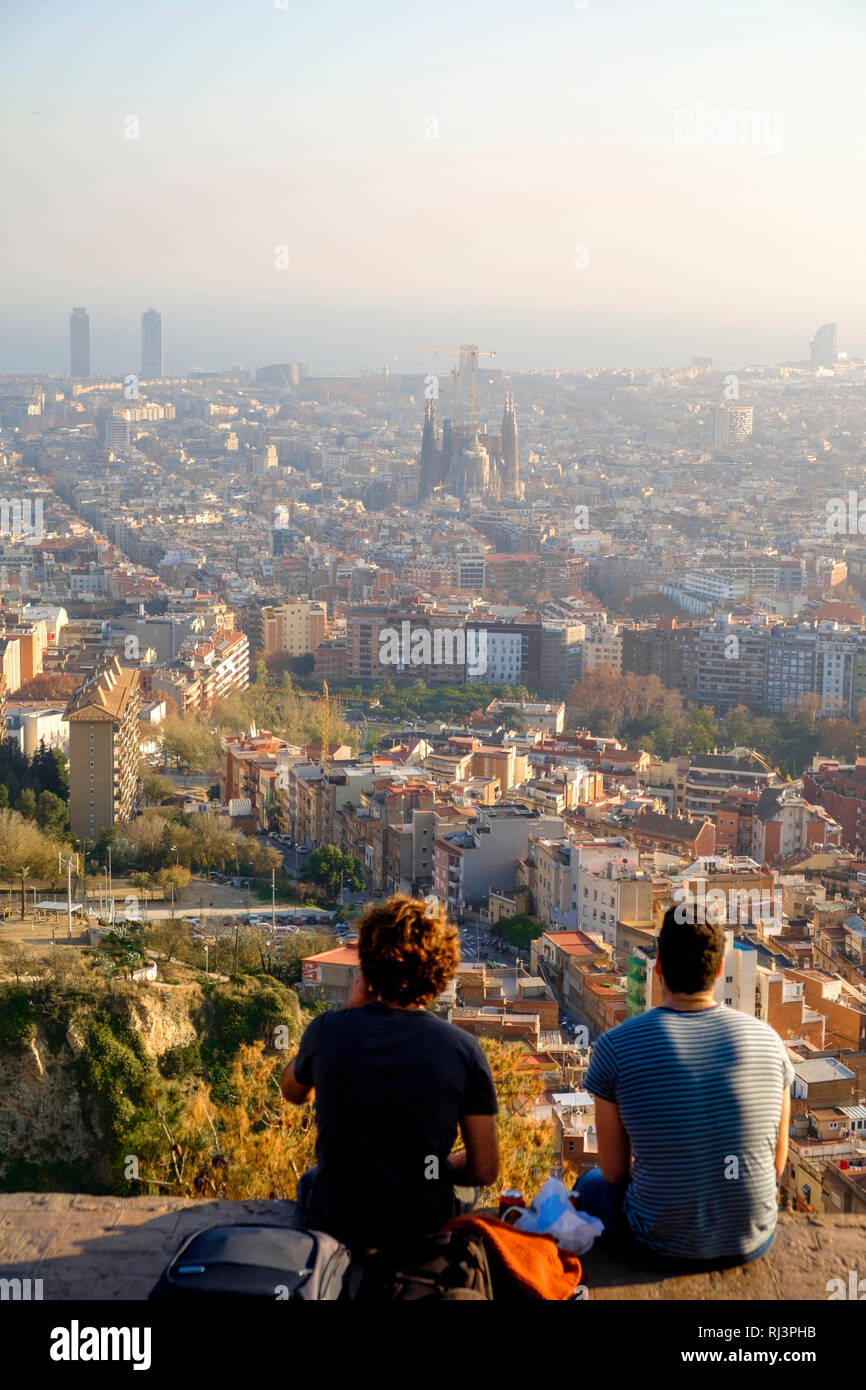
(726, 975), (733, 983)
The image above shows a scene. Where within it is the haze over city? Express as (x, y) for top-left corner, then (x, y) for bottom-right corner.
(3, 0), (865, 374)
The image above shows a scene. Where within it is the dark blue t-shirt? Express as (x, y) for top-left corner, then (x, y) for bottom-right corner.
(584, 1004), (794, 1260)
(294, 1002), (498, 1247)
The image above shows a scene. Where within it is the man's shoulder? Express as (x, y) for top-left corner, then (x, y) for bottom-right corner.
(598, 1009), (667, 1048)
(598, 1005), (782, 1046)
(714, 1006), (789, 1050)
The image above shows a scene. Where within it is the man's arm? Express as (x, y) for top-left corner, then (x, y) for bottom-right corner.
(775, 1085), (791, 1181)
(593, 1096), (632, 1184)
(279, 1057), (313, 1105)
(447, 1115), (500, 1188)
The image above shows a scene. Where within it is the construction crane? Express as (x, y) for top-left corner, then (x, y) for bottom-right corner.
(415, 344), (496, 432)
(416, 348), (461, 425)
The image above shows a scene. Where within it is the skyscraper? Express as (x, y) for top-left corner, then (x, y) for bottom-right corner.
(105, 410), (130, 451)
(501, 393), (519, 496)
(712, 403), (753, 447)
(810, 322), (838, 369)
(69, 307), (90, 378)
(141, 308), (163, 379)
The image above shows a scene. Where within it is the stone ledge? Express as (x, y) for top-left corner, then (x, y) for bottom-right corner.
(0, 1196), (864, 1300)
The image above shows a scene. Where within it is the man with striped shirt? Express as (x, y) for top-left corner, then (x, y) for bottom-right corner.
(576, 905), (793, 1266)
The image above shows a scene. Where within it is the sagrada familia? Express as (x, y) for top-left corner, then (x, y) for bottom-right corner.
(417, 393), (521, 503)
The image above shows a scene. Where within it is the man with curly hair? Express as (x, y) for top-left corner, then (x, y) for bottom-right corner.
(576, 903), (793, 1267)
(280, 894), (499, 1249)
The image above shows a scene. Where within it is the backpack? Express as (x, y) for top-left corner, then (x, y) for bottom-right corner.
(348, 1228), (493, 1302)
(148, 1224), (351, 1301)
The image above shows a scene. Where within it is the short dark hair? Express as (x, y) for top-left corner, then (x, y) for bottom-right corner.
(657, 904), (725, 995)
(356, 894), (459, 1007)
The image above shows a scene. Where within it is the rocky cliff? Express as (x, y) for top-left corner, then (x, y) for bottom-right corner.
(0, 980), (203, 1192)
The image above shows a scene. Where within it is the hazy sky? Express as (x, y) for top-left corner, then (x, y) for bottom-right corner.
(2, 0), (864, 375)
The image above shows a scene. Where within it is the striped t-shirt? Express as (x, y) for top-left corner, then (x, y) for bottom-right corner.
(584, 1004), (795, 1260)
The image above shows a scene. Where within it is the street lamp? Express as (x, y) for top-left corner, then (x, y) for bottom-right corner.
(59, 852), (74, 942)
(19, 865), (30, 922)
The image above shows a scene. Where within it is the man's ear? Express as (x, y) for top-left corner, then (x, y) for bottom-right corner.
(653, 955), (662, 978)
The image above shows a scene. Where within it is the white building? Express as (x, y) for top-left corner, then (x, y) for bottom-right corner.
(469, 629), (524, 684)
(5, 705), (68, 756)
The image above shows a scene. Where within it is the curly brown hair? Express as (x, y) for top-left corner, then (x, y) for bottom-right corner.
(356, 894), (460, 1007)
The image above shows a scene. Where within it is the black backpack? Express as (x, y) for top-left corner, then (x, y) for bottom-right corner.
(148, 1224), (351, 1301)
(348, 1228), (493, 1301)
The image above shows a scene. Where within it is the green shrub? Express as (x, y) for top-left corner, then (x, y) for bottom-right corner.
(0, 987), (36, 1048)
(78, 1010), (155, 1159)
(159, 1039), (203, 1079)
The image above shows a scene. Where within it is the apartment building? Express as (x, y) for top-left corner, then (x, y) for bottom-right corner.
(221, 730), (279, 806)
(434, 805), (563, 915)
(803, 760), (866, 852)
(576, 860), (654, 945)
(695, 621), (768, 712)
(751, 785), (842, 862)
(581, 623), (623, 674)
(253, 599), (326, 657)
(66, 657), (140, 837)
(628, 808), (716, 857)
(151, 628), (249, 712)
(673, 750), (778, 818)
(621, 620), (699, 698)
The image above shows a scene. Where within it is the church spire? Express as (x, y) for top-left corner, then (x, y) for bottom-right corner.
(501, 392), (519, 497)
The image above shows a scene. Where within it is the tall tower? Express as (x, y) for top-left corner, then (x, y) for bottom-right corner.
(501, 393), (519, 496)
(810, 322), (838, 369)
(141, 308), (163, 379)
(418, 399), (440, 501)
(70, 307), (90, 378)
(712, 404), (754, 447)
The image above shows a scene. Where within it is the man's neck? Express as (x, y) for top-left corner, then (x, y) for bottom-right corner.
(660, 988), (719, 1012)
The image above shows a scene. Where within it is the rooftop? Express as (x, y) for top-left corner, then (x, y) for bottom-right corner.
(794, 1057), (857, 1083)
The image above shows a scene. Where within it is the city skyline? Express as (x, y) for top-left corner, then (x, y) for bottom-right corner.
(14, 305), (863, 383)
